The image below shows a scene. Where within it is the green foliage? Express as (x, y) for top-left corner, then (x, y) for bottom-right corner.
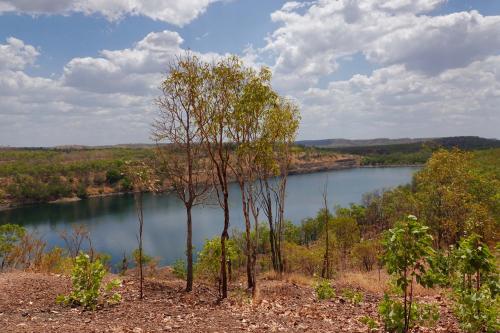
(56, 253), (121, 310)
(381, 215), (435, 332)
(132, 248), (153, 267)
(314, 279), (335, 300)
(105, 168), (123, 184)
(359, 316), (379, 332)
(342, 288), (364, 305)
(382, 215), (434, 290)
(451, 234), (499, 332)
(195, 237), (239, 284)
(172, 259), (187, 279)
(379, 295), (440, 333)
(351, 239), (381, 271)
(0, 223), (26, 268)
(76, 182), (88, 199)
(379, 294), (406, 333)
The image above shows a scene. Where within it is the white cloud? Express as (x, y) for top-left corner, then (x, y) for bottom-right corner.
(298, 56), (500, 139)
(0, 33), (222, 146)
(0, 37), (39, 70)
(264, 0), (500, 90)
(0, 0), (217, 26)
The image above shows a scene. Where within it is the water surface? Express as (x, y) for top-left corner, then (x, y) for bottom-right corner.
(0, 167), (419, 265)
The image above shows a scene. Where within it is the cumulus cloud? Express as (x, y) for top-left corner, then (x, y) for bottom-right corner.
(0, 33), (221, 146)
(264, 0), (500, 90)
(0, 0), (217, 26)
(0, 37), (39, 70)
(298, 56), (500, 139)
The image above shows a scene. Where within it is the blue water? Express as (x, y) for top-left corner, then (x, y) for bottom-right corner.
(0, 167), (419, 265)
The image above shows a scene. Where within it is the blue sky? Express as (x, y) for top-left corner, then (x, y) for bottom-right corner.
(0, 0), (499, 146)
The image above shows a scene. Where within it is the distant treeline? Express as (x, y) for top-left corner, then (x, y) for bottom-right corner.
(311, 136), (500, 166)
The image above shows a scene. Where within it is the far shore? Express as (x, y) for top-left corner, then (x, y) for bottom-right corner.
(0, 163), (422, 212)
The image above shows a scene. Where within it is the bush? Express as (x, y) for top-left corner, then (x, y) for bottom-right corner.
(106, 168), (123, 184)
(451, 234), (499, 332)
(351, 239), (381, 271)
(0, 223), (26, 269)
(314, 279), (335, 300)
(56, 253), (121, 310)
(195, 237), (239, 285)
(381, 215), (434, 332)
(359, 316), (379, 332)
(38, 247), (72, 274)
(172, 259), (186, 279)
(342, 288), (364, 305)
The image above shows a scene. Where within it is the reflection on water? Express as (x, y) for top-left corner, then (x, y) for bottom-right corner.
(0, 167), (419, 265)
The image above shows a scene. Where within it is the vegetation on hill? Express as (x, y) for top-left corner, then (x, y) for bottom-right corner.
(312, 136), (500, 166)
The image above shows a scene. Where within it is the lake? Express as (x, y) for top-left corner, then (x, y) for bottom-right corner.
(0, 167), (419, 266)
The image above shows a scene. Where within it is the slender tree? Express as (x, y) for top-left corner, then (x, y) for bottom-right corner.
(124, 160), (158, 299)
(259, 98), (300, 274)
(153, 54), (212, 292)
(321, 180), (331, 279)
(227, 66), (277, 292)
(194, 56), (243, 299)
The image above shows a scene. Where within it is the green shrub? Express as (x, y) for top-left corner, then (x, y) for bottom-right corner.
(132, 248), (153, 267)
(106, 168), (123, 184)
(381, 215), (435, 332)
(76, 183), (88, 199)
(342, 288), (364, 305)
(359, 316), (379, 332)
(56, 253), (121, 310)
(314, 279), (335, 300)
(0, 223), (26, 269)
(379, 295), (440, 333)
(195, 237), (239, 284)
(172, 259), (187, 279)
(451, 234), (499, 332)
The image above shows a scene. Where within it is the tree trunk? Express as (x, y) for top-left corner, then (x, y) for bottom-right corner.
(239, 181), (254, 290)
(220, 189), (230, 299)
(186, 205), (194, 292)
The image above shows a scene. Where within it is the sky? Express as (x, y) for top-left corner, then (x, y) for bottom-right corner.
(0, 0), (499, 147)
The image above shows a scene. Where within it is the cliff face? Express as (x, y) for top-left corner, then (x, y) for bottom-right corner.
(289, 153), (360, 175)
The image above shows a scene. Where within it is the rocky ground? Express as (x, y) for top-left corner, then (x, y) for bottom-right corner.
(0, 271), (462, 333)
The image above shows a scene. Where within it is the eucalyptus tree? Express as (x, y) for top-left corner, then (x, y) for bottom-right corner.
(259, 98), (300, 274)
(227, 65), (277, 292)
(153, 54), (212, 292)
(193, 55), (243, 299)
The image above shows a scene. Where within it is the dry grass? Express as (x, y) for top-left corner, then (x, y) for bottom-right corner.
(260, 271), (313, 286)
(336, 270), (444, 296)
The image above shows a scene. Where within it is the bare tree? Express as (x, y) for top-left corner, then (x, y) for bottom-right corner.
(124, 160), (158, 299)
(153, 54), (211, 292)
(60, 224), (91, 260)
(321, 179), (332, 279)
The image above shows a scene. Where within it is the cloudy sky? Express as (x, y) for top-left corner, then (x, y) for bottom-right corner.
(0, 0), (499, 146)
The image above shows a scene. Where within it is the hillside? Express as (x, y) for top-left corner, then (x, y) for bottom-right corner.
(0, 270), (462, 333)
(308, 136), (500, 166)
(296, 136), (499, 149)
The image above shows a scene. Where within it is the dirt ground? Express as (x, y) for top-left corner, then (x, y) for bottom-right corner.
(0, 270), (463, 333)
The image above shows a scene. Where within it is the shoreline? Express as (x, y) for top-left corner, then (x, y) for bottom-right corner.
(0, 163), (421, 212)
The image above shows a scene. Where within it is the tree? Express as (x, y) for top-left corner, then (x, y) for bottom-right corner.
(320, 181), (331, 279)
(153, 53), (212, 292)
(124, 160), (158, 299)
(331, 215), (360, 270)
(382, 215), (434, 333)
(415, 149), (498, 247)
(193, 56), (242, 299)
(452, 234), (499, 332)
(259, 98), (300, 274)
